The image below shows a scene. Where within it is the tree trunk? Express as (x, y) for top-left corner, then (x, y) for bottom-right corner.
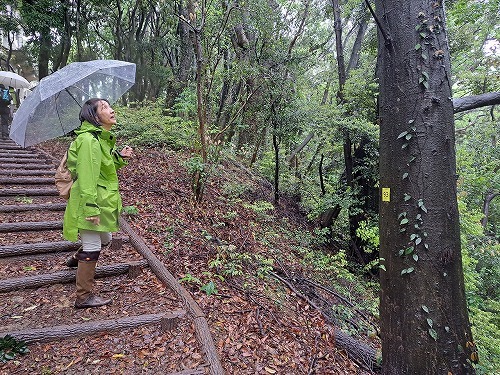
(376, 1), (476, 373)
(38, 28), (51, 79)
(481, 192), (498, 229)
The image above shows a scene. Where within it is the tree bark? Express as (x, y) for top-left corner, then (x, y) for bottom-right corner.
(0, 163), (53, 170)
(0, 188), (58, 197)
(0, 177), (55, 185)
(0, 169), (53, 176)
(376, 1), (476, 373)
(0, 241), (80, 258)
(0, 152), (39, 158)
(0, 221), (63, 233)
(1, 311), (185, 344)
(453, 91), (500, 113)
(0, 203), (66, 213)
(0, 157), (51, 164)
(0, 261), (148, 292)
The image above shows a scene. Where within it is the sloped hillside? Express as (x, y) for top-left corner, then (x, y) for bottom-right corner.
(32, 139), (381, 374)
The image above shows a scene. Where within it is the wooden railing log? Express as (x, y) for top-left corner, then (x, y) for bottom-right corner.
(119, 217), (224, 375)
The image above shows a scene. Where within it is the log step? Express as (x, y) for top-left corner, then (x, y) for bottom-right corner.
(0, 260), (149, 292)
(0, 163), (53, 170)
(0, 310), (186, 344)
(0, 157), (51, 164)
(0, 203), (67, 213)
(0, 220), (63, 233)
(0, 146), (26, 151)
(0, 169), (54, 176)
(0, 188), (59, 196)
(0, 241), (81, 258)
(0, 177), (55, 185)
(0, 153), (40, 158)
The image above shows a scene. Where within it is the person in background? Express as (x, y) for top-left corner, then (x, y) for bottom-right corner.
(63, 98), (133, 308)
(0, 84), (12, 139)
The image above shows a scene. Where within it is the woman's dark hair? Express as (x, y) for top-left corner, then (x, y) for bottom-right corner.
(79, 98), (109, 126)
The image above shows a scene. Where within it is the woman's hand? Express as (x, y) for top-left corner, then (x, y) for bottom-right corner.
(85, 216), (100, 225)
(119, 145), (133, 159)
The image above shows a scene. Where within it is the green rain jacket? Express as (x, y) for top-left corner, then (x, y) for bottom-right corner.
(62, 121), (128, 242)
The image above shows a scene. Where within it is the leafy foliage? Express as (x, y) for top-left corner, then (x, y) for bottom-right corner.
(114, 102), (196, 150)
(0, 335), (29, 363)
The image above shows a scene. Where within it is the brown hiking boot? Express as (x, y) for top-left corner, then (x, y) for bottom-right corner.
(74, 257), (112, 309)
(75, 294), (112, 309)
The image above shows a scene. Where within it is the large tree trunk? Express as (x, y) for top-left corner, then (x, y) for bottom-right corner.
(376, 1), (476, 374)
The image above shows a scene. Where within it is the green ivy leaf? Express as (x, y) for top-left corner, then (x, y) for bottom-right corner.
(415, 43), (422, 50)
(413, 254), (419, 261)
(427, 318), (433, 327)
(415, 237), (422, 245)
(400, 218), (409, 225)
(397, 131), (409, 139)
(404, 194), (411, 201)
(404, 246), (414, 255)
(422, 305), (429, 313)
(428, 328), (438, 341)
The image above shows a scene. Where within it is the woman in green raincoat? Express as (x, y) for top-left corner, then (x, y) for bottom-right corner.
(63, 98), (133, 308)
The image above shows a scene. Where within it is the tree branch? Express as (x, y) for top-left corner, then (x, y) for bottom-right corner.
(453, 92), (500, 113)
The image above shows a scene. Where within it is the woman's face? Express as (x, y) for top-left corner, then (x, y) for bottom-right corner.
(96, 100), (116, 129)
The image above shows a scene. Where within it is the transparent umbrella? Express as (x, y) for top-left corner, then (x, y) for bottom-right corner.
(9, 60), (136, 147)
(0, 71), (30, 89)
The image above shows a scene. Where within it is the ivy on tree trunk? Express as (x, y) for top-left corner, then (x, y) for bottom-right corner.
(375, 0), (477, 373)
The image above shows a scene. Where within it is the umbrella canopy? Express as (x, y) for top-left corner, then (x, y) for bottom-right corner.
(9, 60), (136, 147)
(0, 71), (30, 89)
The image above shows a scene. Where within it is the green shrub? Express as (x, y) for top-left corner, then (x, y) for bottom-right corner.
(114, 102), (197, 150)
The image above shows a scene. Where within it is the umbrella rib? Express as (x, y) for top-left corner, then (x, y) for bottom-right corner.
(54, 88), (83, 135)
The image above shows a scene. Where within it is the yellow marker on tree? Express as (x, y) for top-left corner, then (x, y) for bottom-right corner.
(382, 188), (390, 202)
